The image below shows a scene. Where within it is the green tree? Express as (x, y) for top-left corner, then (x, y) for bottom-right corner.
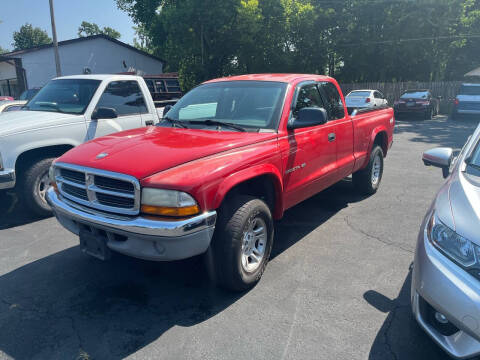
(0, 46), (8, 54)
(12, 24), (51, 50)
(77, 21), (121, 39)
(116, 0), (480, 86)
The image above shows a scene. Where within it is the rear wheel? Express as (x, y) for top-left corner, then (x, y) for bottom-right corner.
(424, 108), (433, 120)
(212, 195), (274, 292)
(353, 145), (384, 195)
(17, 157), (54, 217)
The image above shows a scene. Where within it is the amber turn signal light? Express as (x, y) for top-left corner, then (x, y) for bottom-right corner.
(50, 181), (59, 194)
(140, 204), (200, 217)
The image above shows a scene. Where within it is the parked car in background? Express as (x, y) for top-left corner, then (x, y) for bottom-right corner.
(18, 88), (41, 101)
(0, 74), (161, 216)
(0, 96), (14, 101)
(412, 123), (480, 359)
(394, 89), (440, 120)
(0, 100), (27, 113)
(345, 90), (388, 108)
(47, 73), (394, 291)
(451, 83), (480, 120)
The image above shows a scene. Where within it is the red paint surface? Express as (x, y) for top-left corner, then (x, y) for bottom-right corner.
(57, 74), (394, 219)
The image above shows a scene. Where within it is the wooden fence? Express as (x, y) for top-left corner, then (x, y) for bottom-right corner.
(340, 81), (463, 114)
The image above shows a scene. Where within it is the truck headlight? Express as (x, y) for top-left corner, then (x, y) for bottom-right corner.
(141, 188), (199, 217)
(427, 212), (477, 268)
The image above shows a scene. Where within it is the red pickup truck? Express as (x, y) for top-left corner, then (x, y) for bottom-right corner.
(46, 74), (394, 291)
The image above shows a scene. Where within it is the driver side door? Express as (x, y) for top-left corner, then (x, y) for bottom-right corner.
(282, 82), (338, 209)
(86, 80), (146, 140)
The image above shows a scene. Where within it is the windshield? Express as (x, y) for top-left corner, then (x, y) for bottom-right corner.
(347, 91), (370, 97)
(400, 91), (429, 99)
(25, 79), (101, 114)
(164, 81), (287, 130)
(458, 85), (480, 96)
(19, 89), (39, 101)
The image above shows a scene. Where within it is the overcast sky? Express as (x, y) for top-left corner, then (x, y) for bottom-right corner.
(0, 0), (136, 51)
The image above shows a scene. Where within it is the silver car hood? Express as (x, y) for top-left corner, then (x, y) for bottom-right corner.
(441, 169), (480, 245)
(0, 110), (82, 137)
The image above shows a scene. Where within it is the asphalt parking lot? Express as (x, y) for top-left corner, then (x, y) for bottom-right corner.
(0, 115), (478, 360)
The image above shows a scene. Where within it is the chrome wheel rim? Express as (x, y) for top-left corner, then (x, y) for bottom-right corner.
(37, 171), (50, 205)
(371, 154), (382, 186)
(241, 217), (267, 273)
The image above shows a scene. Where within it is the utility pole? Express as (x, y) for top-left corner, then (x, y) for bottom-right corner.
(49, 0), (62, 77)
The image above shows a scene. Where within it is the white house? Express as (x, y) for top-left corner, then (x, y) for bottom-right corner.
(0, 34), (164, 98)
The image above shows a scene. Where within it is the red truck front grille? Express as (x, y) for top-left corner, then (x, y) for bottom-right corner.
(54, 163), (141, 215)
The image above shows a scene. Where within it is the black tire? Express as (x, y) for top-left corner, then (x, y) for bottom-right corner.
(450, 110), (459, 121)
(353, 145), (384, 195)
(212, 195), (274, 292)
(424, 108), (433, 120)
(17, 157), (55, 217)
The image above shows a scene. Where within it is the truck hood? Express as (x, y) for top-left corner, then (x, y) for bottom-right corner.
(447, 170), (480, 246)
(58, 126), (277, 179)
(0, 110), (82, 137)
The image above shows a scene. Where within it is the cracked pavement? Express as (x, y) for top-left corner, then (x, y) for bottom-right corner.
(0, 115), (477, 360)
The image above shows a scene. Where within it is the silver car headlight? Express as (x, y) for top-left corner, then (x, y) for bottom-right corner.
(427, 212), (478, 268)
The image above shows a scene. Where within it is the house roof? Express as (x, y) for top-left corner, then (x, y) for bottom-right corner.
(2, 34), (165, 64)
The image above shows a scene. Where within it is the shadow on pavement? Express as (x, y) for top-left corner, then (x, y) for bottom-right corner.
(366, 270), (451, 360)
(0, 191), (49, 230)
(394, 115), (478, 149)
(0, 179), (367, 359)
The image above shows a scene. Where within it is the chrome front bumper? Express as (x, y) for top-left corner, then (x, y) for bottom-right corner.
(0, 168), (15, 189)
(46, 188), (217, 261)
(412, 222), (480, 359)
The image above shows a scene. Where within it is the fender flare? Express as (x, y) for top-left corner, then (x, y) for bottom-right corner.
(14, 141), (78, 169)
(367, 126), (388, 159)
(213, 164), (284, 219)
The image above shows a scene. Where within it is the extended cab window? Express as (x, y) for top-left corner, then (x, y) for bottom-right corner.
(319, 82), (345, 120)
(294, 84), (326, 117)
(96, 81), (147, 116)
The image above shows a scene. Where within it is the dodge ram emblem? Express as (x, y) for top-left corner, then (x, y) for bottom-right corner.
(96, 152), (109, 159)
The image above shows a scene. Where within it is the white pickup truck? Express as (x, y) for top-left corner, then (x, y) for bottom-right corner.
(0, 74), (161, 216)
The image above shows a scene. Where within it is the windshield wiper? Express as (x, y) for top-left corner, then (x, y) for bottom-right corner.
(188, 119), (246, 132)
(162, 116), (188, 128)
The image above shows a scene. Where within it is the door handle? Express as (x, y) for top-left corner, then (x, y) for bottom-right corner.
(328, 133), (336, 142)
(145, 120), (154, 126)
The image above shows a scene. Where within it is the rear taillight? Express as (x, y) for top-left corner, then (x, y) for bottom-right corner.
(454, 98), (459, 106)
(365, 98), (371, 103)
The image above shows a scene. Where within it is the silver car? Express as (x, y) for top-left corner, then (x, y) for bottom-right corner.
(412, 123), (480, 358)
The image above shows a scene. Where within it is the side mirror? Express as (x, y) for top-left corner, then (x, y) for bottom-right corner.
(91, 107), (118, 120)
(423, 147), (453, 178)
(163, 104), (172, 116)
(288, 107), (328, 130)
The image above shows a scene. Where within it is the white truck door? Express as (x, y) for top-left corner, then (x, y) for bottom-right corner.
(86, 80), (146, 139)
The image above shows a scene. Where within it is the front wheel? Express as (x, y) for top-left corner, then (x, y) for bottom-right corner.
(17, 157), (55, 217)
(212, 195), (274, 292)
(353, 146), (384, 195)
